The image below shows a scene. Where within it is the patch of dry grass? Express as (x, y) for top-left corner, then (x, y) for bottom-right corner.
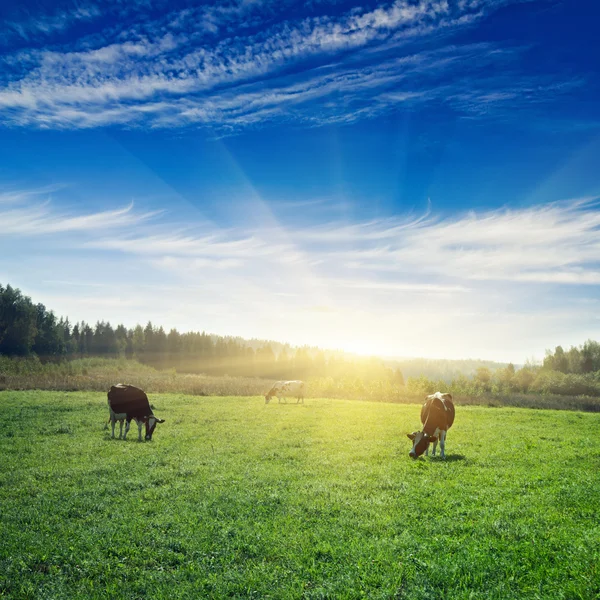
(1, 356), (599, 411)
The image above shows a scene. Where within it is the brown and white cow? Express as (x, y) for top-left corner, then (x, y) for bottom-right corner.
(107, 384), (165, 441)
(407, 392), (455, 459)
(265, 380), (305, 404)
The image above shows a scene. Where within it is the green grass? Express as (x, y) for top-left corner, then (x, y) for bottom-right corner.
(0, 391), (598, 599)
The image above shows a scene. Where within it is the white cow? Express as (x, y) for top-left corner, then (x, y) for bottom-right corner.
(265, 380), (305, 404)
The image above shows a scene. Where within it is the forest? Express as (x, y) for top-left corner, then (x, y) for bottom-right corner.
(2, 282), (600, 400)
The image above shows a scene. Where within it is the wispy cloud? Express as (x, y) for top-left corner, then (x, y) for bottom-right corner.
(0, 183), (65, 204)
(0, 0), (570, 130)
(5, 187), (599, 287)
(1, 4), (102, 44)
(3, 187), (599, 360)
(0, 191), (161, 234)
(307, 197), (600, 285)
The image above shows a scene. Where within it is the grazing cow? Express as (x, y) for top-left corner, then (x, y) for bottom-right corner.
(265, 380), (305, 404)
(107, 384), (165, 441)
(407, 392), (455, 459)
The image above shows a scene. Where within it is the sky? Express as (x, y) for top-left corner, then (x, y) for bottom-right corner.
(1, 0), (599, 363)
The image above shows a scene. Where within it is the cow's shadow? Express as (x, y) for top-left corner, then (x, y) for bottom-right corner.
(430, 454), (466, 462)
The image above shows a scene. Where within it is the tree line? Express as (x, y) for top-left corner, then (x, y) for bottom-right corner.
(0, 283), (401, 382)
(2, 282), (600, 397)
(405, 345), (600, 398)
(543, 342), (600, 374)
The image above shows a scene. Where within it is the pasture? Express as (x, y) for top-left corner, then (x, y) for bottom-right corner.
(0, 391), (598, 599)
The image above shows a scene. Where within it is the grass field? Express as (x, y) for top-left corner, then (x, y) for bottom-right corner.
(0, 391), (598, 599)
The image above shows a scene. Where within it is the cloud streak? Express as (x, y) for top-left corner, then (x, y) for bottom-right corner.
(0, 0), (569, 130)
(1, 4), (102, 44)
(4, 187), (600, 287)
(0, 191), (161, 235)
(3, 186), (599, 361)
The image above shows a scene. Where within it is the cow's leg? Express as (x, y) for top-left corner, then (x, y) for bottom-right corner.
(110, 418), (115, 438)
(439, 430), (447, 459)
(137, 420), (143, 441)
(431, 438), (438, 457)
(123, 419), (131, 440)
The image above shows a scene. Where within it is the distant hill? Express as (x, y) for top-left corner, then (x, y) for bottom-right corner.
(382, 357), (510, 382)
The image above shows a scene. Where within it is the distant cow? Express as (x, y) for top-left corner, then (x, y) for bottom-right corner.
(265, 380), (305, 404)
(107, 384), (165, 441)
(407, 392), (455, 459)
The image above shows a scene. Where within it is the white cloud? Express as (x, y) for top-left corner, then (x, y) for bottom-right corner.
(3, 188), (599, 361)
(0, 0), (565, 130)
(1, 4), (102, 43)
(0, 193), (161, 235)
(0, 183), (65, 204)
(6, 191), (598, 285)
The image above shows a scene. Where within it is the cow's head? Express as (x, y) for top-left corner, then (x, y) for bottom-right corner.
(265, 392), (273, 404)
(407, 431), (437, 459)
(145, 416), (165, 440)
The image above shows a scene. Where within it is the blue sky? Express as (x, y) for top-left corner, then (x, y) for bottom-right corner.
(1, 0), (599, 362)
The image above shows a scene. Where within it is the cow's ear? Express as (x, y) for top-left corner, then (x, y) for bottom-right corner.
(157, 418), (165, 423)
(407, 433), (416, 440)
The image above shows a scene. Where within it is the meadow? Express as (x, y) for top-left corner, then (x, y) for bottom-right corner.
(0, 391), (598, 599)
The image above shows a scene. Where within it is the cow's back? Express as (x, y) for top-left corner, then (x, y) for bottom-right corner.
(443, 397), (455, 429)
(271, 380), (304, 395)
(287, 380), (304, 394)
(421, 395), (455, 431)
(108, 384), (151, 419)
(270, 381), (286, 393)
